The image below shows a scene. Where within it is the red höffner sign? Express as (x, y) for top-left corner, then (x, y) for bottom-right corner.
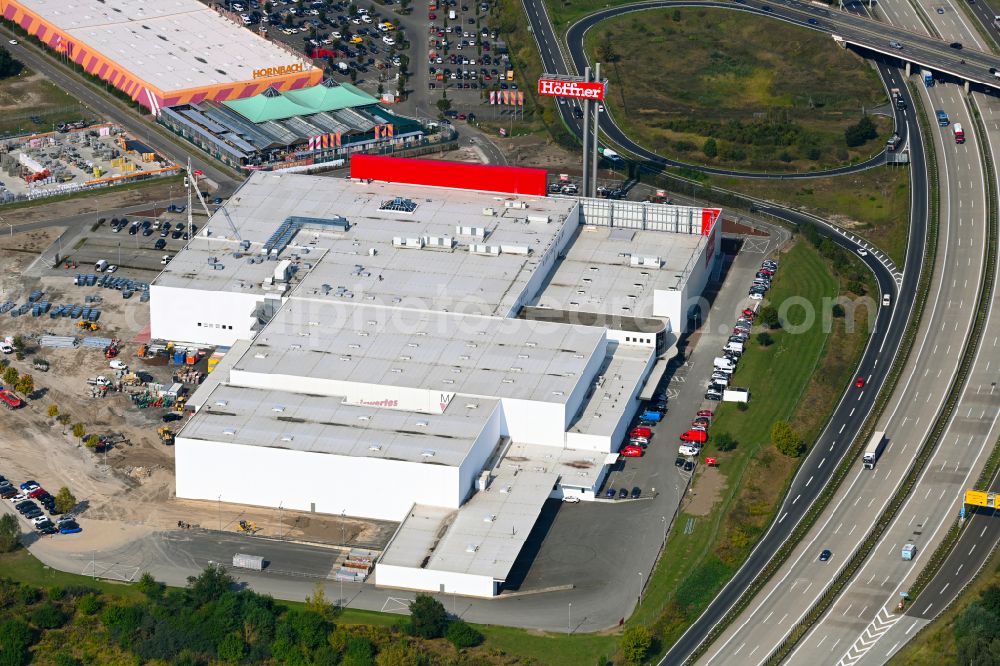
(537, 78), (605, 100)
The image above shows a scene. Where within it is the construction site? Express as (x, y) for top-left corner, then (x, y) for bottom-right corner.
(0, 175), (392, 565)
(0, 123), (180, 204)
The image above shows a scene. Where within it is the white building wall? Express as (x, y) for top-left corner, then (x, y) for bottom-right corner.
(605, 329), (657, 349)
(458, 404), (504, 503)
(497, 398), (565, 446)
(564, 334), (608, 429)
(375, 563), (496, 597)
(150, 285), (262, 346)
(174, 438), (461, 520)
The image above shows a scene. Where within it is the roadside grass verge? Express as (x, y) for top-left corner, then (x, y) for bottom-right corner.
(693, 166), (911, 268)
(631, 240), (873, 658)
(582, 8), (887, 172)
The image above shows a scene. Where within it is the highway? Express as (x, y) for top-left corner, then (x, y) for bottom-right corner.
(522, 0), (935, 662)
(781, 3), (1000, 664)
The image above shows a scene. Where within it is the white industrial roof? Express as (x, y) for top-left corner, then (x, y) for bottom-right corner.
(235, 301), (606, 406)
(380, 441), (609, 580)
(14, 0), (314, 93)
(179, 384), (499, 467)
(153, 171), (578, 317)
(569, 343), (653, 437)
(535, 223), (707, 320)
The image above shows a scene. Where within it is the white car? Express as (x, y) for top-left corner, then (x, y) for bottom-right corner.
(0, 343), (13, 354)
(32, 515), (52, 526)
(331, 30), (341, 38)
(856, 247), (868, 256)
(109, 359), (128, 370)
(9, 493), (29, 503)
(105, 264), (118, 273)
(679, 445), (699, 457)
(8, 39), (17, 45)
(362, 14), (372, 22)
(562, 496), (581, 503)
(383, 36), (395, 45)
(748, 291), (764, 300)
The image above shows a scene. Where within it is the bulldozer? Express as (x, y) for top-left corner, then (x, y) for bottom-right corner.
(157, 427), (175, 446)
(136, 344), (148, 359)
(76, 320), (99, 331)
(237, 520), (260, 535)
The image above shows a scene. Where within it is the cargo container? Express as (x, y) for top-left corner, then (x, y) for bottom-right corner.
(232, 553), (264, 571)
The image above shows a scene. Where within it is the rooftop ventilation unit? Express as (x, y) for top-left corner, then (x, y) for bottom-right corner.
(272, 406), (285, 412)
(504, 200), (527, 209)
(393, 237), (425, 249)
(456, 225), (487, 239)
(630, 255), (663, 269)
(469, 244), (501, 256)
(423, 235), (456, 249)
(280, 435), (293, 442)
(379, 197), (418, 213)
(369, 444), (382, 451)
(465, 544), (479, 553)
(421, 449), (436, 458)
(484, 515), (496, 523)
(222, 428), (236, 436)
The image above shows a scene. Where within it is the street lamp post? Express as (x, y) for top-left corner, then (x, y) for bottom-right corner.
(638, 572), (643, 603)
(568, 602), (572, 634)
(662, 515), (667, 542)
(217, 494), (221, 531)
(340, 509), (346, 608)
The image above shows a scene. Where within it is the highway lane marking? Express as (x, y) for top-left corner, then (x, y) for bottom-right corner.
(859, 605), (868, 618)
(778, 511), (788, 523)
(802, 582), (813, 595)
(806, 475), (813, 487)
(887, 642), (900, 656)
(941, 582), (950, 595)
(763, 610), (774, 623)
(971, 544), (978, 555)
(733, 642), (745, 656)
(906, 620), (917, 635)
(793, 494), (801, 505)
(882, 575), (890, 586)
(981, 525), (988, 537)
(779, 613), (788, 625)
(819, 457), (826, 468)
(867, 573), (876, 584)
(834, 522), (842, 534)
(748, 645), (760, 658)
(839, 423), (846, 433)
(957, 563), (964, 575)
(843, 603), (853, 616)
(849, 524), (858, 535)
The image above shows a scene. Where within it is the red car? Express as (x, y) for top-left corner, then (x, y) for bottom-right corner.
(741, 308), (755, 318)
(621, 445), (643, 457)
(680, 429), (708, 443)
(696, 409), (714, 418)
(855, 376), (866, 388)
(630, 426), (652, 439)
(28, 487), (46, 498)
(429, 12), (436, 19)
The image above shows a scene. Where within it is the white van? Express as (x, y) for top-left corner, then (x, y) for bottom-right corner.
(679, 445), (700, 456)
(449, 9), (457, 19)
(713, 357), (735, 371)
(725, 341), (745, 354)
(882, 293), (891, 307)
(95, 259), (109, 272)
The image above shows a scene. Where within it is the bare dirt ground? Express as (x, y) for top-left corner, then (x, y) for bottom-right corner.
(422, 143), (487, 163)
(2, 180), (181, 228)
(0, 225), (394, 552)
(495, 134), (577, 169)
(684, 466), (727, 517)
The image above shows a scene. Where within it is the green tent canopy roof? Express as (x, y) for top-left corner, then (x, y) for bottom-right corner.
(223, 81), (380, 123)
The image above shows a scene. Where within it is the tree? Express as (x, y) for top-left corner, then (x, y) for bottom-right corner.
(844, 115), (878, 147)
(15, 374), (33, 397)
(772, 420), (804, 457)
(47, 404), (59, 419)
(436, 96), (452, 113)
(756, 331), (774, 347)
(84, 434), (100, 449)
(11, 336), (25, 352)
(135, 572), (164, 600)
(620, 625), (652, 665)
(446, 620), (483, 649)
(305, 582), (335, 621)
(30, 602), (66, 629)
(715, 431), (738, 452)
(408, 594), (447, 639)
(0, 619), (35, 666)
(702, 137), (718, 159)
(3, 366), (18, 386)
(0, 513), (19, 553)
(759, 305), (780, 329)
(71, 423), (86, 439)
(0, 47), (24, 79)
(217, 633), (245, 663)
(54, 487), (76, 515)
(57, 413), (70, 426)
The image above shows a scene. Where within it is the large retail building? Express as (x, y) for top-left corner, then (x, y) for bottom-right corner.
(150, 156), (721, 596)
(0, 0), (322, 113)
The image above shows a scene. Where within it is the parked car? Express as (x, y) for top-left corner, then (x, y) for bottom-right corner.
(605, 487), (617, 498)
(697, 410), (714, 418)
(621, 445), (644, 457)
(675, 457), (686, 467)
(58, 521), (82, 534)
(19, 480), (38, 491)
(680, 429), (708, 443)
(618, 488), (629, 499)
(683, 460), (695, 472)
(630, 427), (652, 439)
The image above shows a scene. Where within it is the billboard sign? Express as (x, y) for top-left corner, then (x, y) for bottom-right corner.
(538, 77), (606, 100)
(252, 63), (306, 79)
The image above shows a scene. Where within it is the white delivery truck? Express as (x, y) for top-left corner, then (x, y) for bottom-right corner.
(95, 259), (109, 272)
(723, 388), (750, 403)
(449, 9), (456, 19)
(232, 553), (264, 571)
(863, 430), (887, 469)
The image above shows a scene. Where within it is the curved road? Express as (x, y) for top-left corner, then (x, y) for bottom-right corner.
(521, 1), (930, 662)
(564, 1), (896, 179)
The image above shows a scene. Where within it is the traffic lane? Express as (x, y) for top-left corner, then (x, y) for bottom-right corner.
(916, 0), (988, 50)
(774, 84), (990, 661)
(0, 26), (238, 193)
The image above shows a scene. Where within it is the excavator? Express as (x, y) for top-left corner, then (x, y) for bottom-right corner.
(76, 320), (99, 331)
(237, 520), (260, 535)
(157, 427), (175, 446)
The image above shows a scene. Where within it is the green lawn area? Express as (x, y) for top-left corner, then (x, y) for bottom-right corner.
(0, 68), (90, 137)
(632, 241), (847, 652)
(711, 166), (911, 267)
(583, 8), (887, 172)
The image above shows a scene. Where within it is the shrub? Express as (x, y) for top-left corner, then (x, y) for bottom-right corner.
(54, 487), (76, 515)
(76, 593), (101, 615)
(408, 594), (448, 639)
(446, 620), (484, 649)
(0, 618), (35, 666)
(0, 514), (19, 553)
(844, 115), (878, 147)
(30, 602), (66, 629)
(756, 332), (774, 347)
(715, 431), (738, 452)
(702, 138), (718, 158)
(772, 420), (804, 457)
(620, 625), (652, 665)
(759, 305), (780, 329)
